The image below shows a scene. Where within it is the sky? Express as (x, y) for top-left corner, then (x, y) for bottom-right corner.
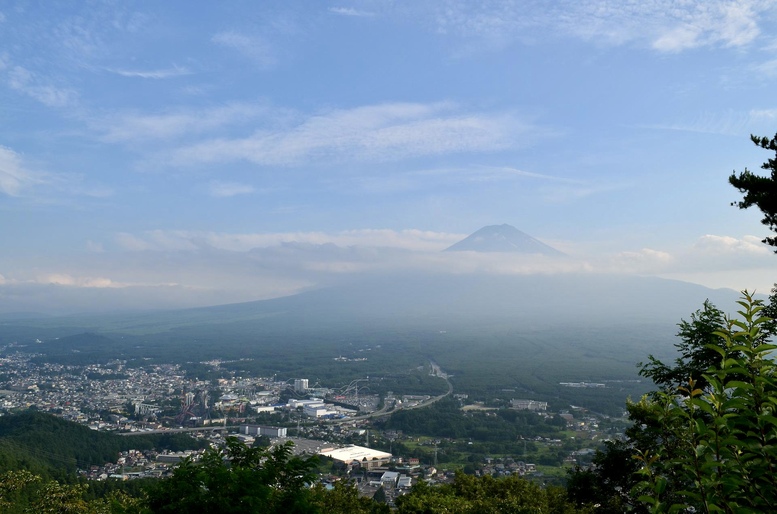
(2, 0), (777, 314)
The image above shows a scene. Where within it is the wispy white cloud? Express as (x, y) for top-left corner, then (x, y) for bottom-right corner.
(97, 101), (543, 170)
(599, 233), (774, 277)
(35, 273), (130, 289)
(208, 181), (255, 197)
(86, 240), (104, 253)
(692, 234), (771, 257)
(212, 31), (276, 68)
(0, 145), (114, 200)
(115, 231), (199, 252)
(610, 248), (675, 273)
(6, 65), (77, 107)
(0, 146), (46, 196)
(114, 233), (154, 252)
(754, 58), (777, 76)
(0, 7), (142, 110)
(329, 7), (375, 17)
(108, 65), (191, 79)
(417, 0), (771, 52)
(114, 228), (465, 253)
(638, 109), (762, 136)
(649, 1), (760, 52)
(169, 102), (534, 166)
(421, 165), (576, 183)
(655, 234), (776, 292)
(750, 108), (777, 122)
(93, 102), (277, 143)
(345, 165), (574, 194)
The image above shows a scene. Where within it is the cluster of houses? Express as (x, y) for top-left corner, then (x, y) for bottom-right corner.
(476, 457), (537, 477)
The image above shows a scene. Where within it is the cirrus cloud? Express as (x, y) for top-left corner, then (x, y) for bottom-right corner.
(387, 0), (772, 52)
(114, 228), (466, 253)
(208, 181), (255, 198)
(212, 31), (276, 68)
(107, 65), (191, 79)
(169, 102), (538, 167)
(0, 146), (46, 196)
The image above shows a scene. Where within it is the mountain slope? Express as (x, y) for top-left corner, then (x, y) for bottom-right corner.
(11, 273), (746, 335)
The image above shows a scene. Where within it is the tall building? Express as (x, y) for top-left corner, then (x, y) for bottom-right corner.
(294, 378), (308, 393)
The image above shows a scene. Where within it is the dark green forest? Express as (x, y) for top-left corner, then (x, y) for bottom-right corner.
(384, 397), (565, 441)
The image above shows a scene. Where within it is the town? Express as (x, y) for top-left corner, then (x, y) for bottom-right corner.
(0, 341), (626, 502)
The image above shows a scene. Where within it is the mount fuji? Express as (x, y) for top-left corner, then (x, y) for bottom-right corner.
(444, 224), (565, 256)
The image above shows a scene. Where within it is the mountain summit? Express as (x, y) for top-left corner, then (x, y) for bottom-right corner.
(444, 224), (565, 255)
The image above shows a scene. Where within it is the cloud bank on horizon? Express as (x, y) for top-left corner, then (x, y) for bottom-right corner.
(1, 0), (776, 313)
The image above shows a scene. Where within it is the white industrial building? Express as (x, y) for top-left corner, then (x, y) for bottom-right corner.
(239, 424), (287, 438)
(318, 445), (392, 470)
(287, 398), (339, 418)
(253, 405), (277, 414)
(510, 399), (548, 411)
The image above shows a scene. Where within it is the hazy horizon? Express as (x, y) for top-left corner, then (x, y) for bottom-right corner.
(2, 1), (777, 314)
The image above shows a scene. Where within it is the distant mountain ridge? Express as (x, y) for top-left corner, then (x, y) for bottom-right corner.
(33, 272), (746, 332)
(445, 224), (565, 255)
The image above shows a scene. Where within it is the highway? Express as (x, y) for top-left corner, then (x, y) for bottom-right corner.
(326, 360), (452, 424)
(118, 426), (229, 436)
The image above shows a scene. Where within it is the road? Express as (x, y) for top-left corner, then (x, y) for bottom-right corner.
(327, 360), (452, 424)
(118, 426), (229, 436)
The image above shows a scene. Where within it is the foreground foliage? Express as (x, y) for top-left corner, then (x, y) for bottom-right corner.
(396, 472), (586, 513)
(569, 292), (777, 513)
(729, 133), (777, 250)
(633, 292), (777, 512)
(0, 469), (143, 514)
(147, 438), (372, 514)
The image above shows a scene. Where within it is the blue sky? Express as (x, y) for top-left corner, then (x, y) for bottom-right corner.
(2, 0), (777, 313)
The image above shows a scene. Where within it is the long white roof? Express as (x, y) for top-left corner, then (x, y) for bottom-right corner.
(318, 445), (391, 463)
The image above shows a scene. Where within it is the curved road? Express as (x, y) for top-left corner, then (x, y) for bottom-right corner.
(328, 360), (452, 424)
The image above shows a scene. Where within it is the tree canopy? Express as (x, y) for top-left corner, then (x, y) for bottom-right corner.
(638, 300), (727, 393)
(395, 472), (582, 514)
(634, 292), (777, 512)
(729, 133), (777, 250)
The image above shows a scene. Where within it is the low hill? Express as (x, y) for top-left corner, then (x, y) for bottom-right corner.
(0, 411), (205, 479)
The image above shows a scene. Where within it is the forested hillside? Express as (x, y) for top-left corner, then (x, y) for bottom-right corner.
(0, 412), (204, 479)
